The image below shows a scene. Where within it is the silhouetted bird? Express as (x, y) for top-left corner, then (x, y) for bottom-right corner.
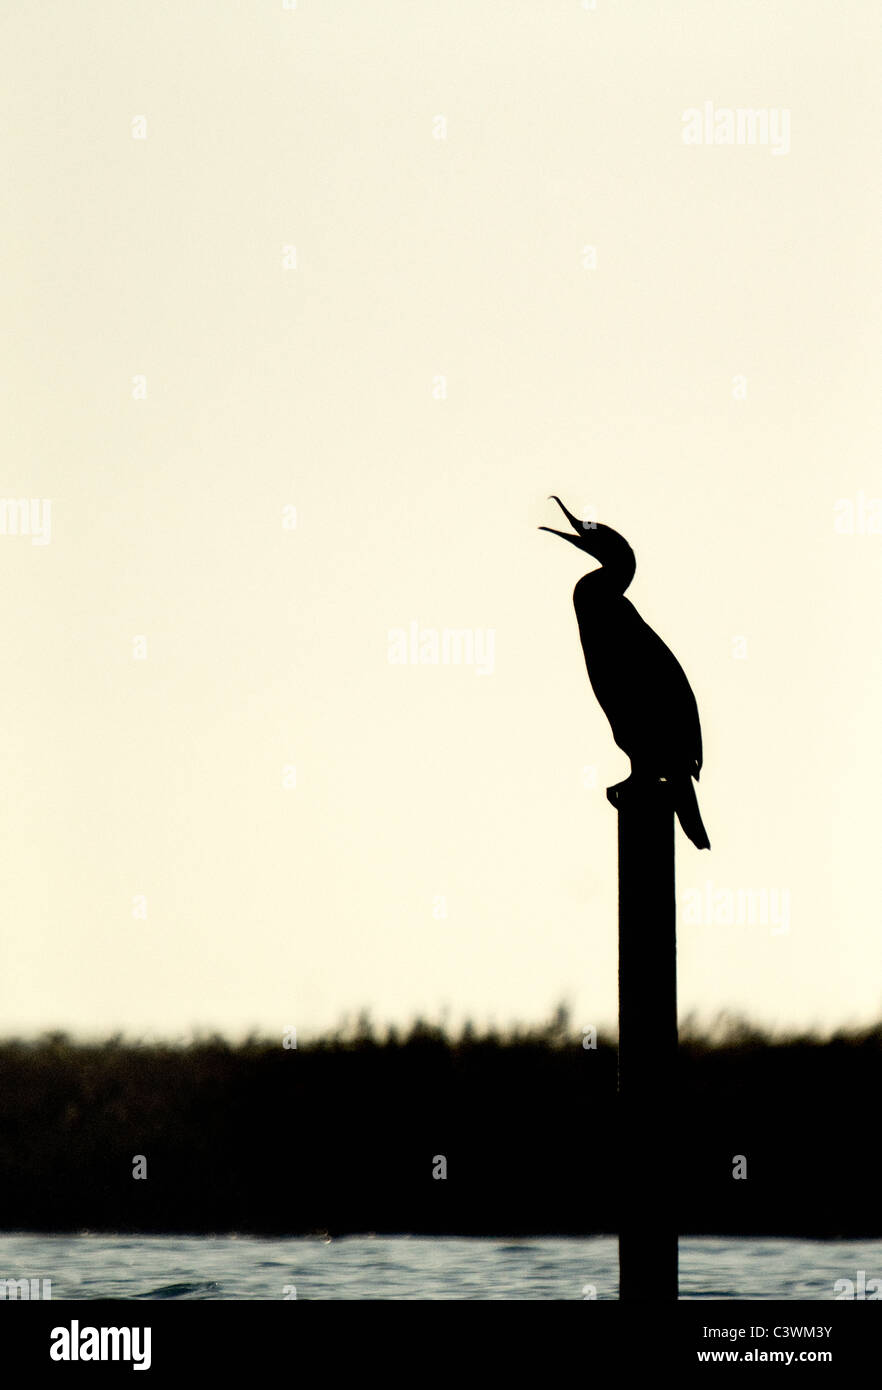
(541, 496), (710, 849)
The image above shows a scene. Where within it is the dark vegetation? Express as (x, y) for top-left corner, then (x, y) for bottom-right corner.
(0, 1008), (878, 1237)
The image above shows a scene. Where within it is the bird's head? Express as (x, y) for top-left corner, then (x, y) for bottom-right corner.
(539, 496), (636, 592)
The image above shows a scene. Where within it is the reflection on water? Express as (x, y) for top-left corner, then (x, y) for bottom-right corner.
(0, 1234), (879, 1300)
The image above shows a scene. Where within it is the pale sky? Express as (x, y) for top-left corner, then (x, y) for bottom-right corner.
(1, 0), (880, 1040)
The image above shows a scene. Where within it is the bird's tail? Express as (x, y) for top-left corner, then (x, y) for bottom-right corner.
(674, 777), (710, 850)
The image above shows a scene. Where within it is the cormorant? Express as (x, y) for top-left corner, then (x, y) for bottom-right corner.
(541, 496), (710, 849)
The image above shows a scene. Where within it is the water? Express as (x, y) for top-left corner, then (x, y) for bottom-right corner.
(1, 1234), (879, 1299)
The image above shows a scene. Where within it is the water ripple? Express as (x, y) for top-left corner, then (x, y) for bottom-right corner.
(0, 1234), (878, 1300)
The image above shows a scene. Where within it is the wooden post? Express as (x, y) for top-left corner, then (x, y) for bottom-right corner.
(607, 775), (679, 1301)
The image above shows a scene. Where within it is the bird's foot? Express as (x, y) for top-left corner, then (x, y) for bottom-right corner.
(607, 776), (633, 797)
(606, 770), (671, 808)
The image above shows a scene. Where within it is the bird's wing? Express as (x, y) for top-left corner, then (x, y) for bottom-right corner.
(628, 606), (704, 777)
(578, 598), (704, 778)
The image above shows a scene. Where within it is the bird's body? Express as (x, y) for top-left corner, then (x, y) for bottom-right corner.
(573, 578), (702, 780)
(542, 498), (710, 849)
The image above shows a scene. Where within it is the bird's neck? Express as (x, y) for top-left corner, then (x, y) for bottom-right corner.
(574, 566), (633, 604)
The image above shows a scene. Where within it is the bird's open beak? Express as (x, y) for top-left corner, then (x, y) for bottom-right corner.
(539, 495), (597, 552)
